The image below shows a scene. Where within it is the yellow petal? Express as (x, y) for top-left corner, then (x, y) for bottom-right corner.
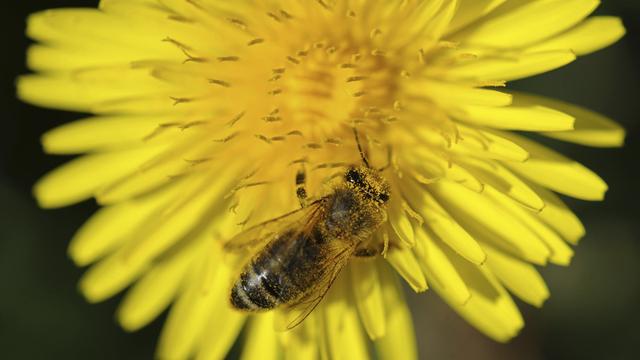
(406, 149), (485, 193)
(455, 126), (530, 162)
(429, 181), (550, 265)
(527, 16), (626, 56)
(388, 198), (416, 247)
(511, 92), (625, 147)
(69, 181), (183, 266)
(485, 246), (549, 307)
(455, 102), (575, 131)
(414, 226), (471, 305)
(119, 174), (235, 271)
(195, 307), (245, 360)
(350, 260), (386, 340)
(488, 189), (574, 266)
(94, 141), (205, 205)
(446, 0), (506, 34)
(532, 184), (585, 244)
(438, 260), (524, 342)
(415, 80), (512, 107)
(26, 8), (180, 57)
(79, 246), (148, 303)
(499, 132), (608, 200)
(384, 230), (429, 292)
(457, 157), (545, 211)
(401, 178), (487, 265)
(454, 0), (599, 48)
(280, 314), (319, 360)
(240, 314), (280, 360)
(447, 50), (576, 82)
(321, 276), (370, 360)
(117, 238), (202, 331)
(42, 115), (175, 155)
(157, 253), (234, 360)
(374, 265), (418, 360)
(17, 71), (173, 113)
(34, 145), (164, 208)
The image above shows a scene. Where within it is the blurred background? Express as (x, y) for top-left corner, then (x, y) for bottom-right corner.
(1, 1), (638, 359)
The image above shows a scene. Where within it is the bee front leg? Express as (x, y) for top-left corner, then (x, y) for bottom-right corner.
(296, 167), (308, 208)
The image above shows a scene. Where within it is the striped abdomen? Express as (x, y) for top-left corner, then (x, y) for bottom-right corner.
(231, 229), (326, 311)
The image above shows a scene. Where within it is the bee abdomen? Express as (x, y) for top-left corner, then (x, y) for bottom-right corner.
(230, 260), (285, 311)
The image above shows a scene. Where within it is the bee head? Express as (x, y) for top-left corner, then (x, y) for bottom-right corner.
(345, 166), (390, 204)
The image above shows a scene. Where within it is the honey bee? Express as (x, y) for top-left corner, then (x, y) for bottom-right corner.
(225, 131), (390, 329)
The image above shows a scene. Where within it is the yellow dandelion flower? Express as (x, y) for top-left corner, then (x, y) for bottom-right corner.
(19, 0), (626, 359)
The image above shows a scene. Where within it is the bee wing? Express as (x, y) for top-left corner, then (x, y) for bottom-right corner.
(275, 241), (357, 331)
(224, 199), (325, 252)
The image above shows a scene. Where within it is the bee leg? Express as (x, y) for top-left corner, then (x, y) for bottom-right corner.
(296, 167), (308, 208)
(354, 242), (384, 257)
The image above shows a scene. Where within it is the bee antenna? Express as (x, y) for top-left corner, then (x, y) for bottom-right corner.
(352, 126), (371, 168)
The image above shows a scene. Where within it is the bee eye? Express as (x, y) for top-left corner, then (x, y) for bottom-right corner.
(346, 169), (361, 184)
(379, 193), (389, 203)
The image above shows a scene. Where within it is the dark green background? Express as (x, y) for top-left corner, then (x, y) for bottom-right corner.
(1, 1), (638, 359)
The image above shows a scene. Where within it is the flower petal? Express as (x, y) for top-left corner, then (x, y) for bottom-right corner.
(454, 0), (599, 48)
(42, 115), (175, 155)
(446, 0), (506, 34)
(321, 276), (370, 360)
(384, 230), (429, 293)
(402, 178), (487, 265)
(69, 181), (184, 266)
(455, 102), (575, 131)
(527, 16), (626, 56)
(512, 92), (625, 147)
(240, 314), (280, 360)
(500, 132), (608, 200)
(430, 181), (551, 265)
(34, 145), (164, 208)
(457, 158), (545, 211)
(446, 50), (576, 82)
(438, 259), (524, 342)
(117, 238), (200, 331)
(485, 246), (549, 307)
(414, 226), (471, 305)
(157, 252), (235, 359)
(374, 265), (418, 360)
(351, 260), (386, 340)
(532, 184), (585, 245)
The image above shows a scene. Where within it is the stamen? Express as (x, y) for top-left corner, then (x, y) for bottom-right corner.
(217, 56), (240, 62)
(208, 79), (231, 88)
(169, 97), (193, 105)
(213, 133), (238, 143)
(227, 111), (246, 127)
(248, 38), (264, 46)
